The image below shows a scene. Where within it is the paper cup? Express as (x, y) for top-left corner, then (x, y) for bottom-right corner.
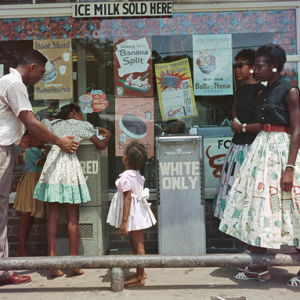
(59, 65), (66, 75)
(41, 62), (57, 83)
(63, 52), (70, 62)
(79, 94), (93, 110)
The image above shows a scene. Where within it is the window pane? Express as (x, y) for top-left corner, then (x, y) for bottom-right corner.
(36, 0), (76, 3)
(0, 0), (31, 4)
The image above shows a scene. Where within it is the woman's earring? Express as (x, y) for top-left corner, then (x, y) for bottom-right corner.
(250, 70), (254, 74)
(272, 68), (277, 73)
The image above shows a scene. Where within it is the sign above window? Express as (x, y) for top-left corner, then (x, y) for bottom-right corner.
(72, 1), (172, 18)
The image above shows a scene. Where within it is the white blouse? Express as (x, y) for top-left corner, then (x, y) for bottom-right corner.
(0, 68), (33, 146)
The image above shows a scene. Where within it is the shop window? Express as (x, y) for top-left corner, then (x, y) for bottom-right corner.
(0, 0), (31, 4)
(0, 9), (297, 191)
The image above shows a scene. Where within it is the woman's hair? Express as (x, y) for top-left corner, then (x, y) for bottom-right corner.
(124, 141), (148, 170)
(255, 44), (286, 72)
(235, 48), (256, 66)
(56, 103), (81, 120)
(17, 49), (47, 67)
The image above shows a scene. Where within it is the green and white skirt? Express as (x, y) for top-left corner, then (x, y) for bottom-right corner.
(219, 131), (300, 249)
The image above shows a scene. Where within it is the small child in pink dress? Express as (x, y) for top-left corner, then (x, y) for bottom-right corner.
(107, 141), (156, 287)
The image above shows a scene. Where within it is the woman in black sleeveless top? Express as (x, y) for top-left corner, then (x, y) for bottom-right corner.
(214, 49), (265, 219)
(219, 44), (300, 285)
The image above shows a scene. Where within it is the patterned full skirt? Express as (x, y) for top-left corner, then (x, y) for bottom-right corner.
(33, 146), (91, 204)
(213, 143), (250, 219)
(219, 131), (300, 249)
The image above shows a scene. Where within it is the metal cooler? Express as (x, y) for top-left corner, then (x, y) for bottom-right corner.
(156, 135), (206, 255)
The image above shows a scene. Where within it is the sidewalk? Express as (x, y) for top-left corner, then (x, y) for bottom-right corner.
(1, 266), (300, 300)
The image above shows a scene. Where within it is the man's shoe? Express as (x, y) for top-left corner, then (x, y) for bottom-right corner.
(0, 273), (31, 286)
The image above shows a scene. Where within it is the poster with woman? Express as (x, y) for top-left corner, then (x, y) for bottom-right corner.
(193, 34), (233, 96)
(115, 98), (154, 158)
(114, 37), (153, 97)
(33, 38), (73, 100)
(155, 58), (197, 121)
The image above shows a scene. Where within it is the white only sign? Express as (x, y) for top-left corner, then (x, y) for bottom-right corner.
(73, 1), (172, 18)
(115, 38), (151, 77)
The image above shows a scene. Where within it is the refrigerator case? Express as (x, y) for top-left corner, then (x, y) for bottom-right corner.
(55, 140), (110, 256)
(156, 135), (206, 255)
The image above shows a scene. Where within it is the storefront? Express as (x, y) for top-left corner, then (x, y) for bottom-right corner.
(2, 0), (300, 254)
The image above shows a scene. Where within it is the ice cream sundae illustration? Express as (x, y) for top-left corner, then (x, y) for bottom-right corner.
(196, 43), (218, 74)
(119, 73), (151, 93)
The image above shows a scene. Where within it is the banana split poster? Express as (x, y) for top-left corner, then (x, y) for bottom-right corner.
(115, 98), (154, 158)
(155, 58), (197, 121)
(34, 38), (73, 100)
(114, 37), (153, 97)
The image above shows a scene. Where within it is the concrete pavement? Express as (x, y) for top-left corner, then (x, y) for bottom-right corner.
(1, 266), (300, 300)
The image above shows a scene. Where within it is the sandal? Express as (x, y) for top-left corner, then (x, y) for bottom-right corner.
(237, 266), (250, 272)
(286, 275), (300, 287)
(234, 271), (270, 282)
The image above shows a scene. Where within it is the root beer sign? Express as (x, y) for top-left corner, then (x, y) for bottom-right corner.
(73, 2), (172, 18)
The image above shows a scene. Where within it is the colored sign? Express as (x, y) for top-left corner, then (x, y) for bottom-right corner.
(115, 98), (154, 158)
(155, 58), (197, 121)
(114, 37), (153, 97)
(73, 2), (172, 18)
(79, 90), (108, 114)
(34, 38), (73, 100)
(193, 34), (233, 96)
(204, 137), (232, 189)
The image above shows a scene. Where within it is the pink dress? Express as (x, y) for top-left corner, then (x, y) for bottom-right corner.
(106, 170), (156, 231)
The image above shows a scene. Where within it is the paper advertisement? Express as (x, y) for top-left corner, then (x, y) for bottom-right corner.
(114, 37), (153, 97)
(115, 98), (154, 158)
(193, 34), (233, 96)
(34, 38), (73, 100)
(155, 58), (197, 121)
(79, 90), (108, 114)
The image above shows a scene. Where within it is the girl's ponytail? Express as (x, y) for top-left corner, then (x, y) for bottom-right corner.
(124, 141), (148, 170)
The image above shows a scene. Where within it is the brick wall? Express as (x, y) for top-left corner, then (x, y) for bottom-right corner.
(7, 199), (246, 257)
(108, 198), (247, 254)
(7, 204), (48, 257)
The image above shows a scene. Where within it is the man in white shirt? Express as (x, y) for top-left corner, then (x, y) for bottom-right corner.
(0, 49), (78, 286)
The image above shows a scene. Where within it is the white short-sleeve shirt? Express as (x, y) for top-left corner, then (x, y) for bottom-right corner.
(0, 68), (33, 146)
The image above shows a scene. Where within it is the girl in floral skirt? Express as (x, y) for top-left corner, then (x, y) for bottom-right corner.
(219, 44), (300, 285)
(34, 104), (111, 277)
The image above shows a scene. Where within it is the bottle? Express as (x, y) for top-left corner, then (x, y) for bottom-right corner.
(189, 125), (199, 135)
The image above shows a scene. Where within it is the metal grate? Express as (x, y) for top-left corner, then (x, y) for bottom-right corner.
(57, 223), (93, 239)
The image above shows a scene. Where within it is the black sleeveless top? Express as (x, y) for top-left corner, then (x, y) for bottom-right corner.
(256, 76), (298, 126)
(232, 82), (265, 145)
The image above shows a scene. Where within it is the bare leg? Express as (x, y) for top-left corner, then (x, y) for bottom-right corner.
(48, 202), (64, 277)
(236, 246), (270, 281)
(124, 230), (145, 287)
(65, 203), (84, 276)
(16, 212), (34, 257)
(125, 234), (147, 281)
